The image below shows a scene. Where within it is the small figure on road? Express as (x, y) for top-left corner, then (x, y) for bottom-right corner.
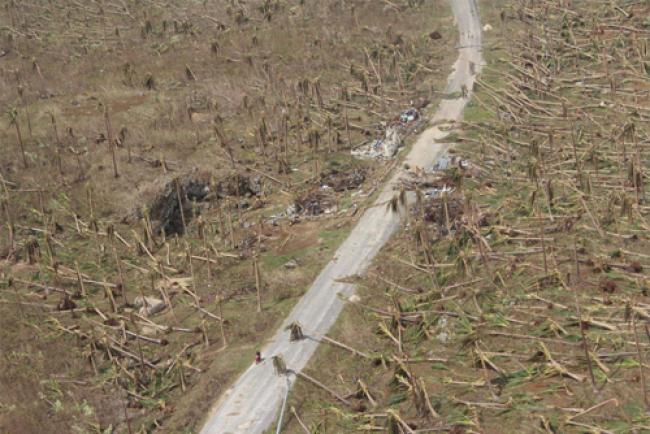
(286, 322), (304, 342)
(255, 351), (262, 364)
(272, 355), (287, 375)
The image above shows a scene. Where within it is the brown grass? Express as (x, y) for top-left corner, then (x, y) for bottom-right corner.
(283, 0), (650, 432)
(0, 0), (456, 432)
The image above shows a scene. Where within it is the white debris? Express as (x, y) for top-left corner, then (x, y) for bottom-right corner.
(436, 316), (451, 343)
(268, 203), (299, 225)
(483, 23), (493, 32)
(133, 295), (166, 317)
(430, 154), (469, 172)
(351, 126), (404, 159)
(382, 126), (402, 157)
(425, 185), (454, 198)
(141, 325), (159, 336)
(352, 107), (419, 159)
(400, 108), (419, 123)
(348, 294), (361, 303)
(432, 155), (453, 171)
(284, 259), (299, 269)
(351, 139), (384, 159)
(285, 204), (298, 218)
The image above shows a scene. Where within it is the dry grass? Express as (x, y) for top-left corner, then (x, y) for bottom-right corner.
(0, 0), (456, 432)
(283, 0), (650, 432)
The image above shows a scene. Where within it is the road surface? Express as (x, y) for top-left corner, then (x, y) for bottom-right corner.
(201, 1), (483, 432)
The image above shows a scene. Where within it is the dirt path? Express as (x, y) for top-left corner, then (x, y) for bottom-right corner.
(200, 1), (483, 432)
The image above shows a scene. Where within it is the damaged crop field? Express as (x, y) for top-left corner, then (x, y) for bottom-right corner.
(281, 0), (650, 433)
(0, 0), (459, 432)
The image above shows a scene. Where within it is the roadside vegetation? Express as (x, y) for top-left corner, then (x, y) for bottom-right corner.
(283, 0), (650, 432)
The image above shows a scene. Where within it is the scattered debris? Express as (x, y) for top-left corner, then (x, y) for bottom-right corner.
(294, 190), (337, 216)
(352, 106), (424, 159)
(382, 127), (402, 157)
(57, 293), (77, 311)
(215, 174), (262, 199)
(284, 204), (299, 220)
(599, 279), (617, 294)
(286, 322), (305, 341)
(352, 126), (403, 159)
(435, 316), (450, 344)
(628, 261), (643, 273)
(422, 197), (464, 229)
(284, 259), (299, 269)
(432, 154), (469, 171)
(399, 154), (468, 195)
(400, 108), (419, 124)
(423, 185), (454, 199)
(320, 169), (366, 192)
(133, 295), (166, 317)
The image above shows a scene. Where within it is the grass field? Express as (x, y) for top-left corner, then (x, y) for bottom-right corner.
(0, 0), (457, 432)
(284, 0), (650, 432)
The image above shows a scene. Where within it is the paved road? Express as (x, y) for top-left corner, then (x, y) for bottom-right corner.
(201, 1), (483, 432)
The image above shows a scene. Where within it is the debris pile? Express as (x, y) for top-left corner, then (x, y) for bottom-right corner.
(421, 197), (464, 229)
(215, 174), (262, 199)
(399, 154), (471, 198)
(431, 154), (468, 171)
(352, 105), (424, 159)
(399, 108), (419, 123)
(294, 190), (336, 217)
(352, 126), (403, 159)
(267, 168), (365, 224)
(133, 295), (166, 317)
(320, 169), (366, 192)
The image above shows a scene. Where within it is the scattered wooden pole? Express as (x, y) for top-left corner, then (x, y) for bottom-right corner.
(296, 370), (351, 406)
(290, 406), (311, 434)
(75, 261), (86, 298)
(254, 257), (262, 312)
(633, 313), (649, 410)
(104, 105), (119, 178)
(50, 113), (64, 178)
(8, 108), (28, 168)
